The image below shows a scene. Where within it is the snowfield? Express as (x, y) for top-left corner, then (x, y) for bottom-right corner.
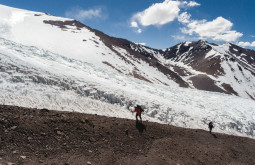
(0, 37), (255, 139)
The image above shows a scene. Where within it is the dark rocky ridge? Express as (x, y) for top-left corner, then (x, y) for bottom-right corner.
(0, 105), (255, 165)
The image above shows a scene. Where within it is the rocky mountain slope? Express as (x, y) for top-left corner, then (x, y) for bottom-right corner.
(1, 105), (255, 165)
(131, 40), (255, 99)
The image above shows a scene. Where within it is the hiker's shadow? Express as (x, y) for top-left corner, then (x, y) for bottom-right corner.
(136, 120), (146, 133)
(212, 133), (217, 138)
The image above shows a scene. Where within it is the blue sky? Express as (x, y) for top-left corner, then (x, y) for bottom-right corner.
(0, 0), (255, 49)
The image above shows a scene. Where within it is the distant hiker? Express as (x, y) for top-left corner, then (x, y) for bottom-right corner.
(133, 105), (144, 121)
(208, 121), (214, 134)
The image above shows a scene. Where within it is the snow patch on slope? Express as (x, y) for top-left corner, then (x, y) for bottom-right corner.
(219, 60), (255, 98)
(209, 43), (230, 56)
(205, 49), (217, 59)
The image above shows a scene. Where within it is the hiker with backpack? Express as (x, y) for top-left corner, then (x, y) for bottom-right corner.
(133, 105), (144, 121)
(208, 121), (214, 134)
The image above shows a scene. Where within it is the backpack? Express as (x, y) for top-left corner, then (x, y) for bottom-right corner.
(209, 122), (213, 128)
(137, 105), (144, 112)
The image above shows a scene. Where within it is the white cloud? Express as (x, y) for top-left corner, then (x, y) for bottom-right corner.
(131, 21), (138, 28)
(130, 0), (200, 34)
(181, 17), (243, 42)
(178, 12), (191, 23)
(65, 7), (103, 21)
(238, 41), (255, 47)
(132, 0), (182, 26)
(187, 1), (200, 7)
(250, 35), (255, 38)
(129, 0), (242, 43)
(137, 29), (142, 33)
(181, 1), (200, 8)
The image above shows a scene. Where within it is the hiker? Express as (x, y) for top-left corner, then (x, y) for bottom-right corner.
(208, 121), (214, 134)
(133, 105), (144, 121)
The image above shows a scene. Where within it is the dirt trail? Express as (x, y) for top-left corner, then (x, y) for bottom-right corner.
(0, 105), (254, 165)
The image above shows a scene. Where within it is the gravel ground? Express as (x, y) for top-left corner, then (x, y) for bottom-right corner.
(0, 105), (254, 165)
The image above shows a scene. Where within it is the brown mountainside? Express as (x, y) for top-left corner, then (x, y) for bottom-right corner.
(0, 105), (254, 165)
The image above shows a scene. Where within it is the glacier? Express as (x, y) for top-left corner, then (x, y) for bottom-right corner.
(0, 37), (255, 139)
